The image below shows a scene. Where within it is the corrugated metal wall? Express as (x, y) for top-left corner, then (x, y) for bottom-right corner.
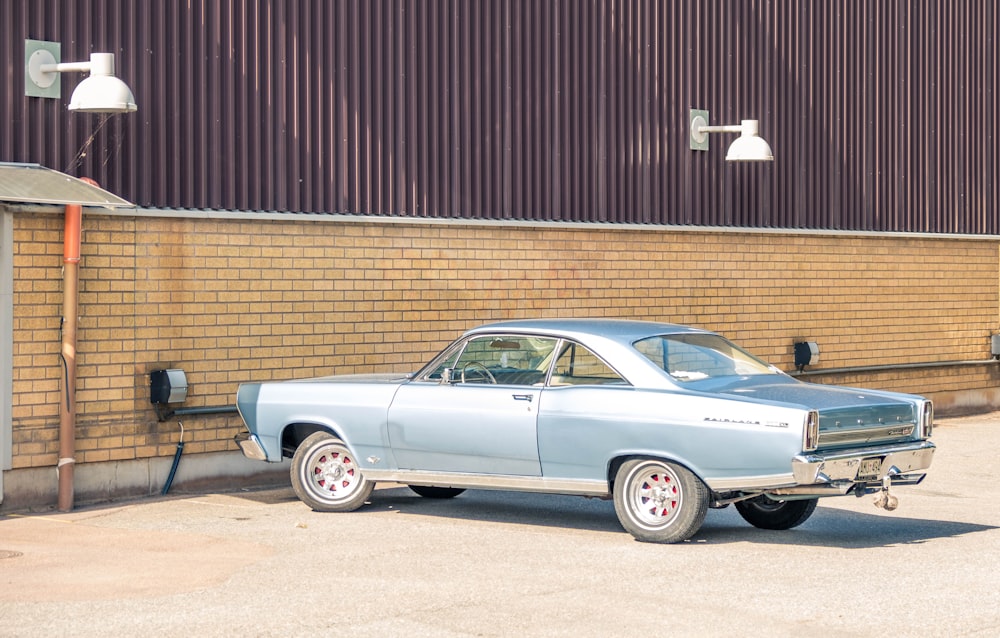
(2, 1), (997, 233)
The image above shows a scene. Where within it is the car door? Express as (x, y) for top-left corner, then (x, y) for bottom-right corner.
(386, 334), (557, 475)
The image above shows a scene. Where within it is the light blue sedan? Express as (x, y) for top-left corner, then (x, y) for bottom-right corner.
(235, 319), (935, 543)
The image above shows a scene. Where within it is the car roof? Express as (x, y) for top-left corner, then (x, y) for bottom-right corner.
(465, 318), (711, 346)
(458, 319), (720, 389)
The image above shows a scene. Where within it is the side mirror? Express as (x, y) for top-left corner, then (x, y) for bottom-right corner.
(440, 368), (455, 384)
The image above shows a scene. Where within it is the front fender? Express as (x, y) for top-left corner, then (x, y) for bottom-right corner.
(237, 380), (402, 467)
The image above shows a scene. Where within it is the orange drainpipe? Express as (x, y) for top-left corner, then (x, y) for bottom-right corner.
(57, 177), (97, 512)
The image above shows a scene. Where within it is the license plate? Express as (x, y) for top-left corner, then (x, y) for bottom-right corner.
(857, 457), (883, 481)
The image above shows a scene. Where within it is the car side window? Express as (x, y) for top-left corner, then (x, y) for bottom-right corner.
(438, 335), (558, 385)
(549, 341), (627, 386)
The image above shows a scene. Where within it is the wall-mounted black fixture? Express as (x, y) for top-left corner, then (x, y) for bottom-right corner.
(150, 367), (239, 421)
(150, 368), (187, 404)
(150, 368), (188, 421)
(794, 341), (820, 372)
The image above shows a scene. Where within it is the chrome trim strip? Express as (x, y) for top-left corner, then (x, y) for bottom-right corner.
(363, 469), (610, 497)
(365, 460), (931, 496)
(819, 424), (915, 446)
(705, 473), (797, 491)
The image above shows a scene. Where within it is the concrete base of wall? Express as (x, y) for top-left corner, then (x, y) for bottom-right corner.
(0, 451), (290, 513)
(929, 387), (1000, 417)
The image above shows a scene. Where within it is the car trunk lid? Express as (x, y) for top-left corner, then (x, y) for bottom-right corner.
(717, 379), (917, 449)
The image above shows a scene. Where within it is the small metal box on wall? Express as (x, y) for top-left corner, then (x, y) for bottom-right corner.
(150, 369), (188, 405)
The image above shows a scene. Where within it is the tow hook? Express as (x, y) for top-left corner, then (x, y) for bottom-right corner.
(872, 474), (899, 511)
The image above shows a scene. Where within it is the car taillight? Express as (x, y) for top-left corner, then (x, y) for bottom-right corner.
(921, 401), (934, 439)
(803, 410), (819, 451)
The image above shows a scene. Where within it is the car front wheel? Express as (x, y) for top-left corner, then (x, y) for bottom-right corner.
(613, 459), (708, 543)
(734, 496), (818, 530)
(291, 432), (374, 512)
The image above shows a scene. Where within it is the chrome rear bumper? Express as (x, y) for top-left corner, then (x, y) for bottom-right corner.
(787, 439), (935, 490)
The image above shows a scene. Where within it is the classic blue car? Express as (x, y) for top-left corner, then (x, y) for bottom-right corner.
(235, 319), (935, 543)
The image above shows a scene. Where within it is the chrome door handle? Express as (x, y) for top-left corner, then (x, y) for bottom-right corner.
(512, 394), (533, 402)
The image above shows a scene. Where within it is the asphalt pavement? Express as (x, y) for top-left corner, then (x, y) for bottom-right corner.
(1, 412), (999, 637)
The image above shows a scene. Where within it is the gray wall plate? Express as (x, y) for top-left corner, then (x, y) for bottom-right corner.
(24, 39), (61, 99)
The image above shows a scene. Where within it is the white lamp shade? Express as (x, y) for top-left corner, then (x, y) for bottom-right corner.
(725, 120), (773, 161)
(68, 74), (138, 113)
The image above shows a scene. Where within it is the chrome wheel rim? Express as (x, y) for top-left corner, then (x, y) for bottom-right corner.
(303, 444), (360, 502)
(627, 462), (682, 528)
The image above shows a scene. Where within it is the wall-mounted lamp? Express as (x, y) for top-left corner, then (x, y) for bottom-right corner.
(690, 109), (773, 161)
(794, 341), (820, 372)
(25, 39), (137, 113)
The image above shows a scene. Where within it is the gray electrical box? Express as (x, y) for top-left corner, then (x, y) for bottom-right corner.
(150, 369), (188, 404)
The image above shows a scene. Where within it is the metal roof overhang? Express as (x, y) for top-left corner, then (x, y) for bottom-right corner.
(0, 162), (134, 209)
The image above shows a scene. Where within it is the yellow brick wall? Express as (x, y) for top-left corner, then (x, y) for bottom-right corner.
(10, 213), (1000, 469)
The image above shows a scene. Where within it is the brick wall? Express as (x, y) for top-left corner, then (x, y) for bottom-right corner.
(10, 212), (1000, 469)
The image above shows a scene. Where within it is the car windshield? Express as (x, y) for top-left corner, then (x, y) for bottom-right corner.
(633, 333), (779, 383)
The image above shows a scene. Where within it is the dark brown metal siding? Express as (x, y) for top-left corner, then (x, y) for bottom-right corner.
(2, 1), (997, 233)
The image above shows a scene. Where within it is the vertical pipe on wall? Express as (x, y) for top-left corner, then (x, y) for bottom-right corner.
(56, 177), (96, 512)
(0, 209), (14, 504)
(57, 201), (81, 511)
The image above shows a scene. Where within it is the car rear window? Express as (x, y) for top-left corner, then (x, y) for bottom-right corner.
(633, 334), (778, 382)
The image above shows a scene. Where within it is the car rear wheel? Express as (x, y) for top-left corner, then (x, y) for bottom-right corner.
(613, 459), (708, 543)
(408, 485), (466, 499)
(291, 432), (374, 512)
(734, 496), (818, 530)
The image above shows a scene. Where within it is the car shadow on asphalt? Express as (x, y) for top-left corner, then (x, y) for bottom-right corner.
(367, 486), (626, 534)
(697, 507), (997, 548)
(362, 486), (997, 548)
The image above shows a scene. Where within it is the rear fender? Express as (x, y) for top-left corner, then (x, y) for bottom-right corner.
(607, 452), (707, 491)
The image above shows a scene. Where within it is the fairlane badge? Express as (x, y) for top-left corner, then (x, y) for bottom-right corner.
(705, 417), (759, 425)
(704, 417), (789, 428)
